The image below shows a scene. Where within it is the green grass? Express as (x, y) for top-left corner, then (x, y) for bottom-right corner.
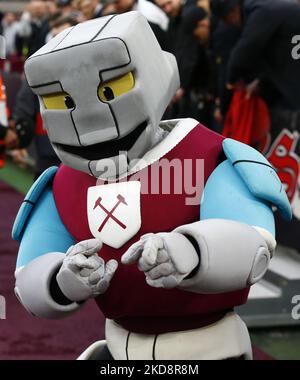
(0, 160), (34, 194)
(250, 328), (300, 360)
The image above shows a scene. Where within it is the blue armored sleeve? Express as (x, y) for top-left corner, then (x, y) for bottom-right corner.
(200, 139), (292, 237)
(12, 167), (76, 269)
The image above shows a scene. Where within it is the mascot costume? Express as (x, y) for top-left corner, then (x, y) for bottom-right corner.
(12, 12), (291, 360)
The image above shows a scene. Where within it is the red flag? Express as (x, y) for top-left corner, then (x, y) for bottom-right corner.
(223, 90), (270, 152)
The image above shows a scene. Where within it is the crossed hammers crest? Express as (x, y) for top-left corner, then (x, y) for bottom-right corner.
(93, 194), (128, 232)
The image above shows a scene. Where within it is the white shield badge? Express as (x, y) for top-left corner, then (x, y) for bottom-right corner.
(87, 181), (141, 249)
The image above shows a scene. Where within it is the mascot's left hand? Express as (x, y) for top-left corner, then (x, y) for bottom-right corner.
(121, 232), (199, 289)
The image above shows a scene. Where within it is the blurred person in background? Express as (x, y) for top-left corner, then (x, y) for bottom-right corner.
(0, 124), (20, 151)
(75, 0), (169, 50)
(56, 0), (81, 18)
(50, 14), (78, 35)
(16, 0), (50, 57)
(155, 0), (186, 19)
(1, 13), (20, 57)
(10, 14), (79, 177)
(212, 0), (300, 225)
(212, 0), (300, 117)
(11, 78), (60, 178)
(211, 23), (241, 128)
(154, 0), (192, 109)
(103, 0), (170, 50)
(190, 7), (214, 126)
(46, 13), (78, 40)
(171, 6), (214, 125)
(0, 120), (34, 169)
(45, 1), (59, 15)
(210, 2), (241, 127)
(75, 0), (107, 20)
(0, 82), (35, 167)
(0, 74), (19, 163)
(155, 0), (212, 119)
(0, 12), (3, 36)
(112, 0), (168, 30)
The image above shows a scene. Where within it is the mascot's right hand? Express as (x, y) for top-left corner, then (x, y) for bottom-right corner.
(56, 239), (118, 302)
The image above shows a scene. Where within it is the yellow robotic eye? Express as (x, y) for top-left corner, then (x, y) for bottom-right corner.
(42, 92), (75, 110)
(98, 72), (135, 102)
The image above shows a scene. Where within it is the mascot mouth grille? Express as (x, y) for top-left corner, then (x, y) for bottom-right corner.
(55, 121), (148, 161)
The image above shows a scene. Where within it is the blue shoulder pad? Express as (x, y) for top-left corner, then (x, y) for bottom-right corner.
(223, 139), (292, 220)
(12, 166), (58, 241)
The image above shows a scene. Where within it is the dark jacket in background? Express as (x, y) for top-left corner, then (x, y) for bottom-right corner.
(13, 79), (60, 176)
(149, 21), (170, 52)
(16, 19), (49, 57)
(212, 21), (241, 115)
(0, 12), (3, 36)
(228, 0), (300, 110)
(167, 1), (199, 89)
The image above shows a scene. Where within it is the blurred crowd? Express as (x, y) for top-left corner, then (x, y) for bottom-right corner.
(1, 0), (300, 178)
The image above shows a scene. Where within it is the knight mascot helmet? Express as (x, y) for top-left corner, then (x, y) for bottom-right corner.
(24, 12), (179, 177)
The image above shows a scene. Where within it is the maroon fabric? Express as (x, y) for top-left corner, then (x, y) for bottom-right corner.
(0, 55), (25, 74)
(53, 123), (249, 334)
(0, 181), (104, 359)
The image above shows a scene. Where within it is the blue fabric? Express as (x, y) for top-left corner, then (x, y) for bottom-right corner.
(223, 138), (292, 220)
(16, 187), (76, 268)
(201, 160), (276, 236)
(12, 166), (59, 241)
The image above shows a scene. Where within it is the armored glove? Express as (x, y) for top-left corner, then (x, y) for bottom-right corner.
(57, 238), (118, 302)
(122, 232), (199, 289)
